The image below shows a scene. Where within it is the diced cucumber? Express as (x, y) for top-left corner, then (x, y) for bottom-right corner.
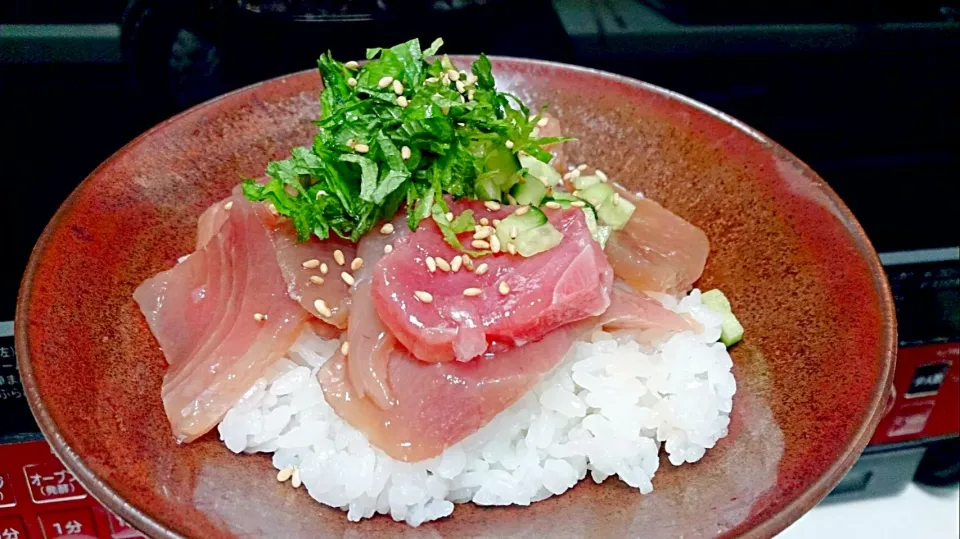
(519, 154), (562, 186)
(511, 176), (548, 206)
(701, 289), (744, 347)
(578, 183), (614, 207)
(515, 223), (564, 257)
(701, 290), (732, 312)
(594, 225), (612, 249)
(573, 175), (602, 190)
(475, 175), (500, 201)
(483, 146), (522, 193)
(719, 317), (745, 347)
(595, 193), (636, 231)
(545, 192), (579, 207)
(494, 206), (547, 247)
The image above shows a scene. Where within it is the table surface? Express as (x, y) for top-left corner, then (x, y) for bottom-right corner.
(780, 483), (960, 537)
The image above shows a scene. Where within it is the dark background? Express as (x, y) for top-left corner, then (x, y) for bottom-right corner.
(2, 0), (959, 322)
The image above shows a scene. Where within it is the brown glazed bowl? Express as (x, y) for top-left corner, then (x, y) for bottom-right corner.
(17, 57), (895, 538)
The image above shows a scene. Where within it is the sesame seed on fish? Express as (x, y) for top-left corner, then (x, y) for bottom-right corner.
(463, 287), (482, 297)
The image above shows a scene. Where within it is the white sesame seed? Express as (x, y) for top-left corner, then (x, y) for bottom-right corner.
(461, 254), (474, 271)
(320, 263), (329, 275)
(612, 192), (621, 206)
(426, 257), (436, 272)
(346, 139), (356, 148)
(507, 242), (518, 255)
(309, 275), (324, 285)
(378, 76), (394, 88)
(341, 272), (355, 286)
(344, 60), (359, 69)
(425, 76), (438, 84)
(435, 257), (451, 272)
(384, 244), (393, 254)
(577, 164), (588, 171)
(545, 201), (561, 209)
(572, 190), (581, 197)
(463, 287), (482, 297)
(253, 312), (267, 321)
(451, 255), (463, 272)
(490, 234), (501, 253)
(510, 226), (518, 239)
(506, 194), (518, 205)
(401, 146), (411, 160)
(445, 211), (454, 222)
(347, 77), (357, 87)
(447, 69), (460, 81)
(334, 250), (345, 265)
(380, 222), (395, 234)
(571, 200), (586, 208)
(397, 96), (409, 108)
(514, 205), (531, 216)
(277, 466), (294, 482)
(484, 201), (501, 211)
(340, 341), (350, 356)
(537, 117), (549, 127)
(473, 228), (492, 240)
(392, 79), (404, 95)
(441, 74), (450, 85)
(354, 143), (370, 153)
(224, 201), (234, 210)
(465, 73), (478, 86)
(467, 89), (475, 101)
(595, 169), (608, 182)
(267, 203), (279, 215)
(314, 299), (332, 317)
(302, 258), (321, 269)
(291, 468), (302, 488)
(414, 290), (433, 303)
(499, 281), (511, 295)
(505, 140), (515, 149)
(472, 240), (491, 249)
(351, 257), (364, 271)
(456, 80), (466, 93)
(479, 217), (490, 226)
(476, 263), (489, 275)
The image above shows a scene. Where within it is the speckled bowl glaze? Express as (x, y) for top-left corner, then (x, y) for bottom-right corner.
(17, 57), (895, 538)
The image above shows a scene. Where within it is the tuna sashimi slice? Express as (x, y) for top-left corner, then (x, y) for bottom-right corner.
(317, 284), (693, 462)
(135, 198), (307, 442)
(372, 202), (613, 363)
(270, 222), (356, 328)
(605, 184), (710, 294)
(196, 193), (355, 328)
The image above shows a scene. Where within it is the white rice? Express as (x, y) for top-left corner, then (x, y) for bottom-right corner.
(217, 289), (735, 527)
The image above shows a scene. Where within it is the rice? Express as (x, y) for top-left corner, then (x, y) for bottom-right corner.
(217, 289), (735, 526)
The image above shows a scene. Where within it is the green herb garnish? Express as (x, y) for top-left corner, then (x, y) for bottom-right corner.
(242, 37), (570, 246)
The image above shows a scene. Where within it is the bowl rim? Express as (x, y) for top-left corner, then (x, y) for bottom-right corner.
(16, 55), (897, 539)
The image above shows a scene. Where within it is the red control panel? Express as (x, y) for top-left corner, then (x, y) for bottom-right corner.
(871, 342), (960, 446)
(0, 440), (144, 539)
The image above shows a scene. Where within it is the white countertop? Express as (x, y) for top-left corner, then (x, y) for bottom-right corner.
(779, 483), (959, 538)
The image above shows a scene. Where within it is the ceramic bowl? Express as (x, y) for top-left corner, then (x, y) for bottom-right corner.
(17, 57), (896, 538)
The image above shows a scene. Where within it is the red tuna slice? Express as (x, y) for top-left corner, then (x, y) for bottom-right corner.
(134, 198), (308, 442)
(270, 221), (356, 328)
(605, 184), (710, 294)
(342, 214), (412, 410)
(195, 193), (356, 328)
(317, 283), (690, 462)
(601, 281), (701, 343)
(371, 202), (613, 363)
